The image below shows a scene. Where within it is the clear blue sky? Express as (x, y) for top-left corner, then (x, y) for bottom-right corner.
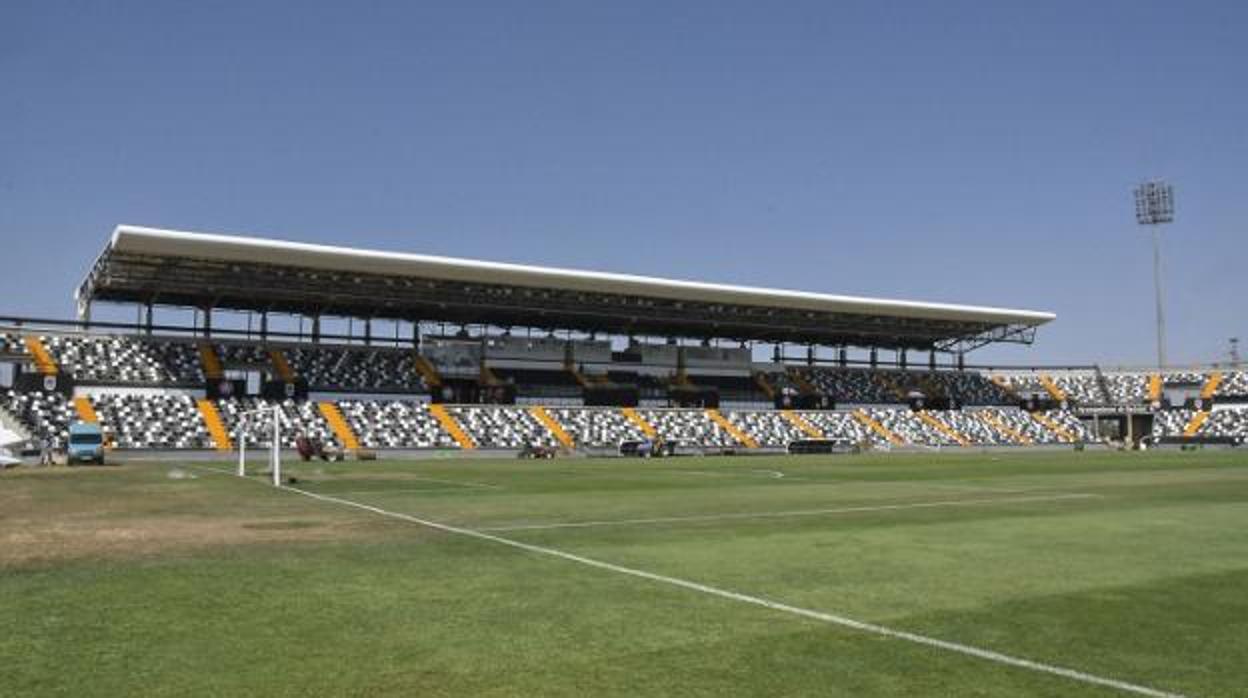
(2, 1), (1245, 367)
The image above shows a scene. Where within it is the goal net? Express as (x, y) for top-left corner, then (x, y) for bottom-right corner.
(236, 405), (284, 486)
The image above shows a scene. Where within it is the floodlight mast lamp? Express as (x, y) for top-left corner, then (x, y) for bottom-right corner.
(1134, 180), (1174, 370)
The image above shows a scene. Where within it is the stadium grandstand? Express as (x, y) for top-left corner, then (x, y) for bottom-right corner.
(1, 224), (1245, 460)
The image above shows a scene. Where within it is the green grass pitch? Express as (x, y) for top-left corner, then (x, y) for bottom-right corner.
(3, 449), (1246, 697)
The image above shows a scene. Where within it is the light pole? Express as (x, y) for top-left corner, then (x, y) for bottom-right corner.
(1134, 180), (1174, 370)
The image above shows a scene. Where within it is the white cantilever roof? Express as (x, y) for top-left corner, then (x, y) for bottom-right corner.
(97, 225), (1054, 327)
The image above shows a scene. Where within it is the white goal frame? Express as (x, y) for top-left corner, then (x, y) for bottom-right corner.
(236, 405), (283, 486)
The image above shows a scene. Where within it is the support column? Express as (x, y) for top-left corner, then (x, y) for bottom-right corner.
(929, 350), (937, 371)
(203, 306), (213, 337)
(144, 304), (153, 335)
(260, 312), (269, 341)
(364, 318), (372, 346)
(869, 347), (878, 368)
(312, 315), (322, 344)
(899, 349), (907, 371)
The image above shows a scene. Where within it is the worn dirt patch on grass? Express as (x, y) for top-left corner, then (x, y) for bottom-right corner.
(0, 465), (423, 567)
(0, 515), (389, 567)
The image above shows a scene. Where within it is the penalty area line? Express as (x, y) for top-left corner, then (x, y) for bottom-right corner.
(476, 492), (1103, 532)
(278, 484), (1182, 698)
(308, 486), (494, 496)
(189, 464), (499, 492)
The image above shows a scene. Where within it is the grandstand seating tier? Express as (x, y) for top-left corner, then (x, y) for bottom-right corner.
(2, 329), (1244, 450)
(0, 388), (1133, 450)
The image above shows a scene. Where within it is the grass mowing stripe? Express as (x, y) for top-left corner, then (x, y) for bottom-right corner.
(475, 493), (1103, 532)
(271, 483), (1180, 698)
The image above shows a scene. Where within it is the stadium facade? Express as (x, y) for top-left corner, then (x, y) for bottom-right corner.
(0, 225), (1244, 459)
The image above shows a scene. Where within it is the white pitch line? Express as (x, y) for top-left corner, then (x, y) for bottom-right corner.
(186, 465), (478, 498)
(673, 469), (806, 481)
(898, 481), (1031, 494)
(382, 475), (501, 490)
(278, 485), (1183, 698)
(190, 464), (499, 492)
(476, 493), (1103, 532)
(310, 474), (500, 490)
(313, 486), (490, 496)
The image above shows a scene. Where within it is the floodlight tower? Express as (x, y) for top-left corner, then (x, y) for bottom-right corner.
(1134, 180), (1174, 369)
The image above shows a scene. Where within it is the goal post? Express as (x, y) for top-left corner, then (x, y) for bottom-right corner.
(236, 405), (283, 486)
